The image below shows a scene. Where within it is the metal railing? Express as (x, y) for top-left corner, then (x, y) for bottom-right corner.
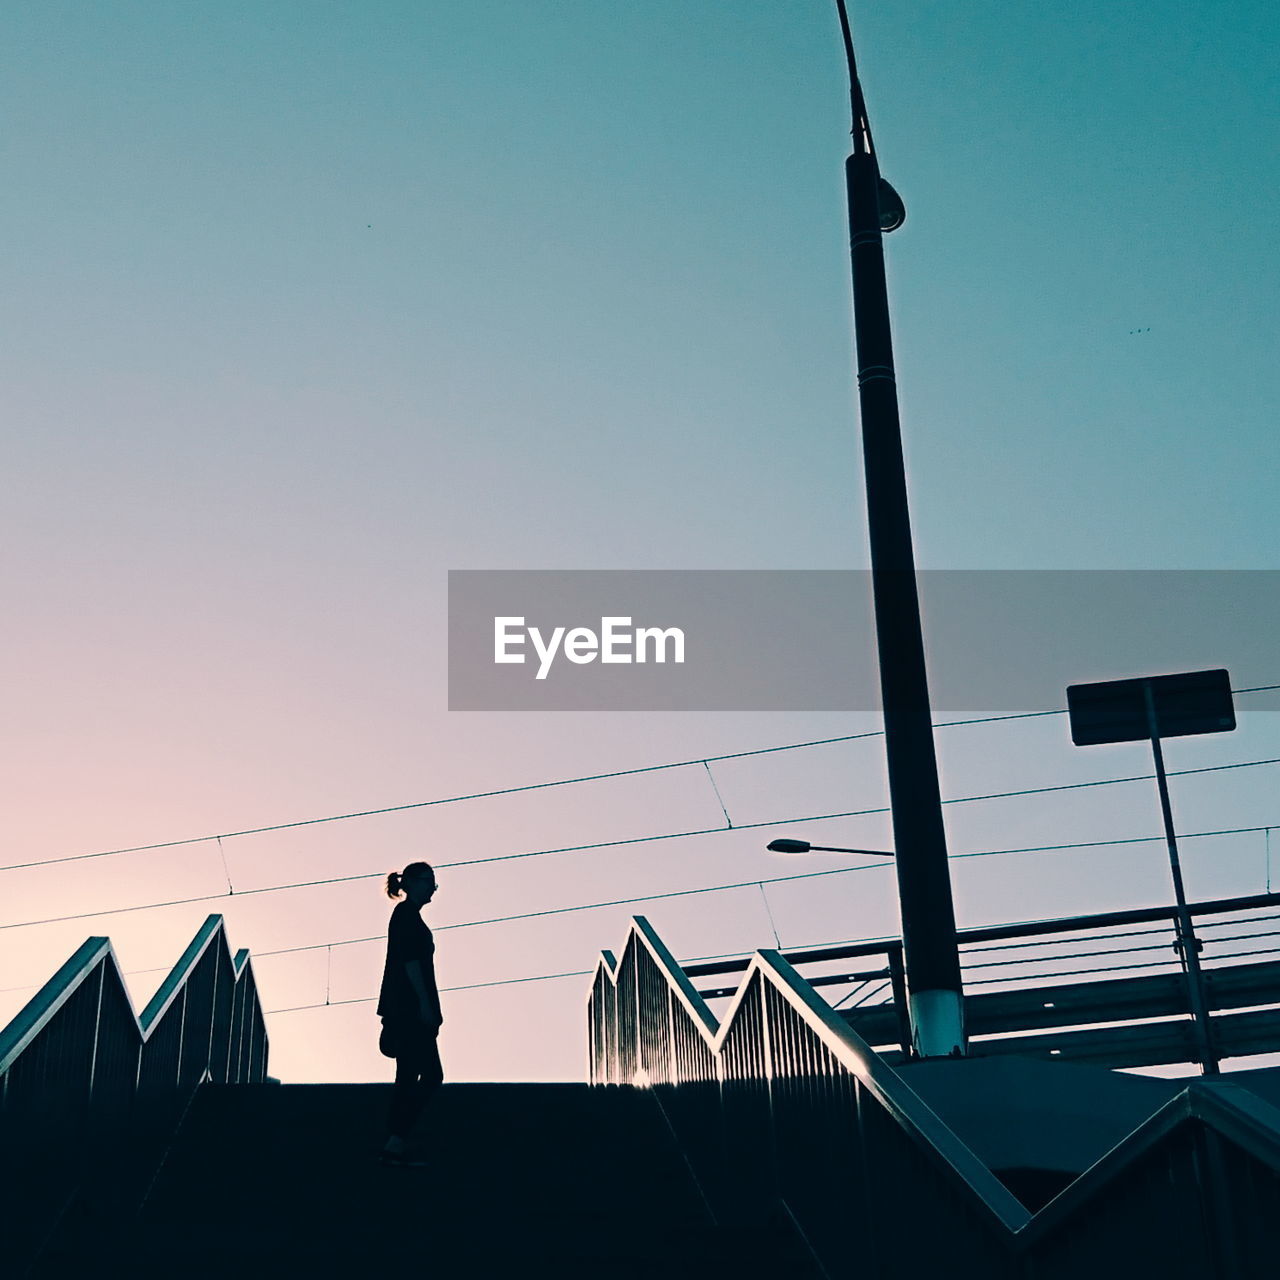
(0, 913), (267, 1111)
(590, 916), (1027, 1270)
(683, 891), (1280, 1071)
(589, 913), (1280, 1276)
(0, 915), (267, 1274)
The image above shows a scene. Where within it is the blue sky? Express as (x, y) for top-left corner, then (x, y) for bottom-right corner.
(2, 1), (1277, 1081)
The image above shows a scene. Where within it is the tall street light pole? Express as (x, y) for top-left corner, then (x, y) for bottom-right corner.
(835, 2), (966, 1057)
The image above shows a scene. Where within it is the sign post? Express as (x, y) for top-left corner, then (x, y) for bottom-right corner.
(1067, 668), (1235, 1076)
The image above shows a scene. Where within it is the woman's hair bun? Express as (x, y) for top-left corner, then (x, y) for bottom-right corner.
(386, 861), (433, 900)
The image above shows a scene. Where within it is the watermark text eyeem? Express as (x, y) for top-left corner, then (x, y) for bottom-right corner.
(494, 616), (686, 679)
(448, 569), (1280, 711)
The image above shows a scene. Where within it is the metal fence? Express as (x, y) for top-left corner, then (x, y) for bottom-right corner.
(0, 914), (268, 1272)
(684, 891), (1280, 1071)
(589, 913), (1280, 1277)
(0, 913), (267, 1112)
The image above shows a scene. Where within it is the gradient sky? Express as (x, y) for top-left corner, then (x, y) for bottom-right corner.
(3, 1), (1278, 1083)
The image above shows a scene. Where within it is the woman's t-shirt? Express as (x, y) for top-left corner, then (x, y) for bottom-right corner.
(377, 900), (437, 1020)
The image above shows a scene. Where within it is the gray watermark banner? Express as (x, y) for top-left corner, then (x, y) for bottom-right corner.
(447, 570), (1280, 712)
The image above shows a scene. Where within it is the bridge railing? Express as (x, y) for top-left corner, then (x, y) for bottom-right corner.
(590, 913), (1280, 1276)
(682, 890), (1280, 1071)
(589, 916), (1028, 1270)
(0, 913), (267, 1113)
(0, 915), (267, 1271)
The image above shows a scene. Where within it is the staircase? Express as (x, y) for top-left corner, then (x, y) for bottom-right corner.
(33, 1083), (819, 1278)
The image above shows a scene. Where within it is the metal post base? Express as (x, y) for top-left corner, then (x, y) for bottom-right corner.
(910, 989), (966, 1058)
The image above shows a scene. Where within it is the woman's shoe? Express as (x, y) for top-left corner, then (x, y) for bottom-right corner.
(379, 1144), (429, 1167)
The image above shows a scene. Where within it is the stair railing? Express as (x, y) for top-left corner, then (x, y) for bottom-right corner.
(589, 915), (1028, 1268)
(0, 913), (267, 1113)
(589, 914), (1280, 1276)
(680, 890), (1280, 1071)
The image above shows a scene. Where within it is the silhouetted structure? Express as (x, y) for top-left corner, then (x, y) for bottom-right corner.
(589, 910), (1280, 1276)
(7, 898), (1280, 1274)
(0, 915), (266, 1272)
(836, 0), (965, 1057)
(1069, 668), (1239, 1075)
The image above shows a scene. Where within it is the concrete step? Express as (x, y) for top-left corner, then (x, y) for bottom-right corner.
(31, 1083), (823, 1279)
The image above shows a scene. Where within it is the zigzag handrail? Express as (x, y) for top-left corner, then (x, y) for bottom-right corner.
(1016, 1079), (1280, 1248)
(0, 913), (266, 1098)
(590, 914), (1280, 1265)
(591, 915), (1030, 1233)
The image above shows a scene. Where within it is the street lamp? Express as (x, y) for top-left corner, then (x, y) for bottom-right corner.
(767, 838), (893, 857)
(834, 0), (966, 1058)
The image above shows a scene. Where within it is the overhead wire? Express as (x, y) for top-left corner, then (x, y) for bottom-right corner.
(264, 916), (1280, 1018)
(3, 746), (1279, 936)
(0, 934), (872, 1012)
(5, 686), (1277, 1025)
(5, 691), (1274, 880)
(0, 726), (895, 873)
(2, 684), (1278, 958)
(3, 682), (1275, 879)
(9, 818), (1276, 945)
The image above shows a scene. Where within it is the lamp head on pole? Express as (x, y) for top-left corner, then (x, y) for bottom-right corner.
(835, 0), (907, 233)
(878, 178), (906, 232)
(767, 839), (812, 853)
(767, 838), (895, 857)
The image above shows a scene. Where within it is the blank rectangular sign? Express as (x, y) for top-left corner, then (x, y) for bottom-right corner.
(1067, 668), (1235, 746)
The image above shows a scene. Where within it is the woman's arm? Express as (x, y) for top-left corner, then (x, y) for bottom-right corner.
(403, 959), (443, 1026)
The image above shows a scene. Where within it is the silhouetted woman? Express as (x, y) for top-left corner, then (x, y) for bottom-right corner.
(377, 861), (443, 1165)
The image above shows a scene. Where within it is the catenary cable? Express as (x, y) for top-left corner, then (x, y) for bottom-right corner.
(4, 683), (1275, 877)
(7, 819), (1274, 943)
